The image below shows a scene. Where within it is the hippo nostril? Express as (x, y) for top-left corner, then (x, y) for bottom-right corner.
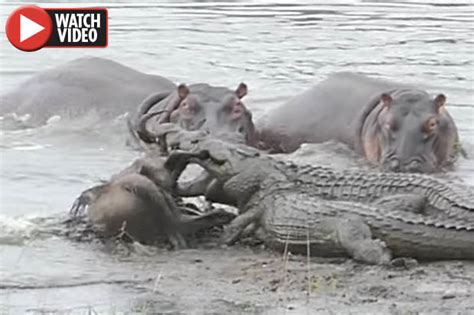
(405, 159), (422, 172)
(388, 159), (400, 171)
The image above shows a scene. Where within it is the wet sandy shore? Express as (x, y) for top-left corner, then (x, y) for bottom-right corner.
(85, 244), (474, 314)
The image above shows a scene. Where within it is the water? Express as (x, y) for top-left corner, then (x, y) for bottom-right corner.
(1, 0), (473, 313)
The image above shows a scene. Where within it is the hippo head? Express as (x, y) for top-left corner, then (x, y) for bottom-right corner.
(168, 83), (256, 145)
(374, 91), (457, 173)
(135, 83), (257, 148)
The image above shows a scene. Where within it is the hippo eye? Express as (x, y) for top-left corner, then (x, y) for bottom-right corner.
(223, 100), (237, 112)
(384, 121), (396, 131)
(181, 100), (200, 113)
(424, 117), (438, 134)
(238, 126), (245, 133)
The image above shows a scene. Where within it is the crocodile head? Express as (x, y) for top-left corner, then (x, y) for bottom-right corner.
(180, 136), (261, 182)
(134, 123), (266, 205)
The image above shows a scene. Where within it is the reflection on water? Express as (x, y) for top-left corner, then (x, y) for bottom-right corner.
(0, 0), (473, 312)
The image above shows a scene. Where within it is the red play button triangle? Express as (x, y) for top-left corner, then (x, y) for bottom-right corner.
(6, 5), (52, 52)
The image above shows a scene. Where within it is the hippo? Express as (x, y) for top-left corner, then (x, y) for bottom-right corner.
(258, 72), (463, 173)
(70, 149), (235, 246)
(1, 56), (258, 150)
(131, 82), (257, 149)
(0, 57), (175, 127)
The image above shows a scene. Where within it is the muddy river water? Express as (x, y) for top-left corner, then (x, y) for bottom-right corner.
(1, 0), (473, 313)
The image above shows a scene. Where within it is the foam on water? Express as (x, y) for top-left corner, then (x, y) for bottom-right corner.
(11, 143), (48, 151)
(0, 214), (46, 246)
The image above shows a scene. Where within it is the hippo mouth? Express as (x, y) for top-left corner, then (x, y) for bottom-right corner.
(133, 111), (231, 163)
(134, 108), (251, 152)
(135, 110), (171, 144)
(130, 84), (257, 151)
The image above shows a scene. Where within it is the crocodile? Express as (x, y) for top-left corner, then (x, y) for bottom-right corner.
(250, 186), (474, 263)
(146, 127), (474, 262)
(187, 147), (474, 262)
(139, 122), (474, 221)
(173, 136), (473, 220)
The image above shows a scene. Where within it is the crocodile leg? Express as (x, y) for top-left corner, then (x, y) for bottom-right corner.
(257, 187), (474, 262)
(179, 208), (236, 234)
(335, 217), (392, 264)
(242, 222), (259, 237)
(222, 206), (264, 245)
(214, 166), (269, 244)
(221, 165), (266, 209)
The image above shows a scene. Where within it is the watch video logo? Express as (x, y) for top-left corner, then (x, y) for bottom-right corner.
(5, 5), (108, 52)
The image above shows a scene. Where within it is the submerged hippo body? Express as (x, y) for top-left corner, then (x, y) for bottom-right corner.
(259, 72), (461, 173)
(0, 57), (175, 127)
(132, 82), (257, 148)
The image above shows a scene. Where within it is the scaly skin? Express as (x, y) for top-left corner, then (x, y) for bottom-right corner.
(250, 184), (474, 263)
(174, 137), (473, 225)
(159, 136), (473, 262)
(293, 164), (474, 220)
(142, 128), (474, 262)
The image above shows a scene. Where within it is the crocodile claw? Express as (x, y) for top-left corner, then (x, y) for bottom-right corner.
(222, 225), (244, 245)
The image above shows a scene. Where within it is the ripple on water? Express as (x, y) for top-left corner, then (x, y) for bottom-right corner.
(0, 0), (473, 313)
(10, 143), (48, 151)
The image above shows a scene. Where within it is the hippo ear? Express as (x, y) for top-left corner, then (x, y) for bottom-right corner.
(177, 84), (189, 100)
(433, 94), (446, 112)
(235, 83), (248, 99)
(381, 93), (392, 108)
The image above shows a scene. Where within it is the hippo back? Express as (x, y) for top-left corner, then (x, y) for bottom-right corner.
(258, 72), (408, 152)
(0, 57), (175, 126)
